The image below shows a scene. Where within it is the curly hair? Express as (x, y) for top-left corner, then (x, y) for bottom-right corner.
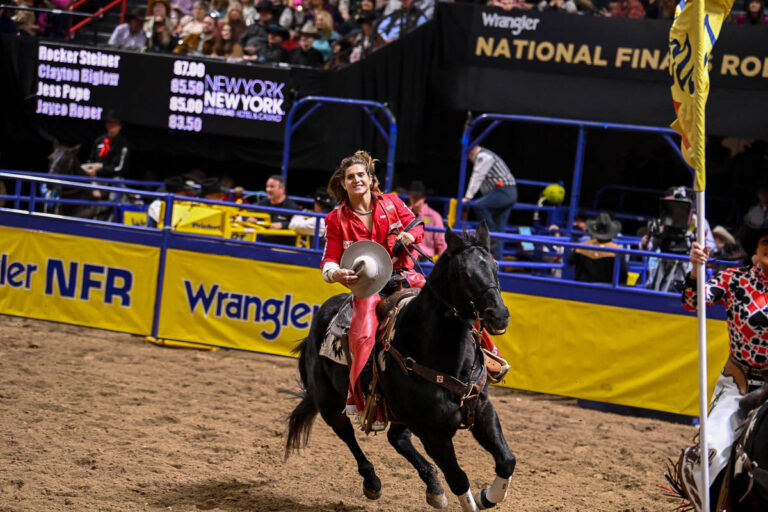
(327, 150), (382, 204)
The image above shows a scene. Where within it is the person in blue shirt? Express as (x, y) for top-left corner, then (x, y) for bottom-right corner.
(376, 0), (427, 43)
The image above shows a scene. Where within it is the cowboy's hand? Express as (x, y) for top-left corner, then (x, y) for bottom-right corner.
(689, 242), (709, 278)
(333, 268), (358, 289)
(461, 197), (471, 204)
(396, 231), (415, 246)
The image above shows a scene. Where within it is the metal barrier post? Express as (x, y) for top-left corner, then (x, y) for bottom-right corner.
(151, 194), (174, 339)
(28, 184), (37, 213)
(13, 180), (21, 210)
(566, 127), (586, 238)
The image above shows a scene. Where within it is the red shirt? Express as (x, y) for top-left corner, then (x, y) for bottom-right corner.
(321, 193), (424, 270)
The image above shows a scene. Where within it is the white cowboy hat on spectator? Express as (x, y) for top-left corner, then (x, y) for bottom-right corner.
(712, 225), (735, 246)
(340, 241), (393, 298)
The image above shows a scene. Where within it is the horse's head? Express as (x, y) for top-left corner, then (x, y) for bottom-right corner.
(436, 220), (510, 335)
(48, 139), (81, 175)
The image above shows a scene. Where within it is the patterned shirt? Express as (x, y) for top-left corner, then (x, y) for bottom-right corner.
(682, 264), (768, 369)
(465, 147), (516, 200)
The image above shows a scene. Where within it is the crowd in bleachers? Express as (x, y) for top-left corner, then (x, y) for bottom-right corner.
(1, 0), (765, 71)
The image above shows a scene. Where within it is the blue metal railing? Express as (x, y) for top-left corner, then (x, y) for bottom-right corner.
(281, 96), (397, 192)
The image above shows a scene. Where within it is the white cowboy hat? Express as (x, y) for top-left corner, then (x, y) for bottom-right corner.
(340, 241), (393, 298)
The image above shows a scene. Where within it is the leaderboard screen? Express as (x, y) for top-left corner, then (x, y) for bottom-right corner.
(35, 43), (290, 141)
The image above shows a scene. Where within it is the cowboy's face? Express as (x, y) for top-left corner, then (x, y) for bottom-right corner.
(343, 164), (371, 198)
(757, 235), (768, 270)
(105, 120), (122, 137)
(265, 178), (285, 203)
(299, 34), (314, 49)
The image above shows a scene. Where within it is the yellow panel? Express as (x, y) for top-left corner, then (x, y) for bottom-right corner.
(157, 248), (347, 356)
(0, 226), (159, 334)
(492, 291), (730, 416)
(123, 211), (148, 227)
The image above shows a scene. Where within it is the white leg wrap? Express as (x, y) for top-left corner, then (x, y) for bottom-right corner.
(458, 489), (480, 512)
(486, 475), (511, 503)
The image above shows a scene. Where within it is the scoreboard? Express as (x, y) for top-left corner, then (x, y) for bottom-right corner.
(34, 43), (290, 141)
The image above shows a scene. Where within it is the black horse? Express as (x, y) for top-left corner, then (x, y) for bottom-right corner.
(47, 140), (97, 218)
(726, 389), (768, 511)
(286, 221), (516, 511)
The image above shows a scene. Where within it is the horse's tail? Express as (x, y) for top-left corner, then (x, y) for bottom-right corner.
(285, 338), (318, 459)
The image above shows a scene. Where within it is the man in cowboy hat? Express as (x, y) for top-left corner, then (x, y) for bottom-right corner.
(83, 109), (129, 179)
(107, 8), (147, 48)
(289, 187), (336, 237)
(407, 180), (446, 261)
(147, 176), (197, 227)
(239, 0), (274, 57)
(674, 219), (768, 510)
(258, 24), (289, 63)
(288, 21), (324, 68)
(567, 211), (627, 284)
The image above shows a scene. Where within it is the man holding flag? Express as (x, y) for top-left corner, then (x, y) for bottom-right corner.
(666, 0), (736, 509)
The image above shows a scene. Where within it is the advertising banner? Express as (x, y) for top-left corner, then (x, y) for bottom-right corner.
(35, 43), (290, 140)
(469, 5), (768, 89)
(494, 291), (730, 416)
(0, 226), (159, 334)
(157, 248), (346, 355)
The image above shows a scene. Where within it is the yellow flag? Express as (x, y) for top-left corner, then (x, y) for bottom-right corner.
(669, 0), (733, 191)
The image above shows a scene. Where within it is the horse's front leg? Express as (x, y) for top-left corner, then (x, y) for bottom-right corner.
(387, 424), (448, 509)
(469, 398), (516, 509)
(420, 434), (480, 512)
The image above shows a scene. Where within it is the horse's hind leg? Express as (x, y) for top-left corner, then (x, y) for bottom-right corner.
(316, 393), (382, 500)
(469, 400), (516, 509)
(387, 424), (447, 509)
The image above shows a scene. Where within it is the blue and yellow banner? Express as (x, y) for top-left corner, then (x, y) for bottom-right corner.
(494, 291), (729, 416)
(669, 0), (733, 190)
(0, 226), (160, 334)
(157, 248), (346, 355)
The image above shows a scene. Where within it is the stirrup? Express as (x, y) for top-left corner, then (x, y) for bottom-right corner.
(483, 348), (510, 384)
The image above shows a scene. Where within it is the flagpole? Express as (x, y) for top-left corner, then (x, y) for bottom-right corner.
(692, 0), (709, 507)
(695, 190), (709, 512)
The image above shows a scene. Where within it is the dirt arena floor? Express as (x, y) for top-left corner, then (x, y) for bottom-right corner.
(0, 314), (697, 512)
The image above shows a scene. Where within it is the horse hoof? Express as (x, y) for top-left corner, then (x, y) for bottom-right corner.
(363, 486), (381, 500)
(426, 492), (448, 509)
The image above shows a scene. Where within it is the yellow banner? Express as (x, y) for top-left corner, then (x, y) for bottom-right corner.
(0, 226), (159, 334)
(493, 291), (729, 416)
(669, 0), (733, 190)
(157, 249), (346, 355)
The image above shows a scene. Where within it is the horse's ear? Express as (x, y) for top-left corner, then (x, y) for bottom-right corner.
(70, 144), (82, 154)
(445, 226), (466, 254)
(475, 220), (491, 251)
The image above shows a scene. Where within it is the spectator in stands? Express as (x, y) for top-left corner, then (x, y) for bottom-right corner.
(305, 0), (344, 32)
(108, 8), (147, 48)
(241, 0), (258, 24)
(568, 211), (627, 284)
(220, 1), (246, 40)
(269, 0), (298, 29)
(178, 0), (207, 36)
(537, 0), (577, 13)
(345, 0), (379, 23)
(199, 177), (229, 200)
(644, 0), (676, 18)
(0, 6), (17, 34)
(326, 36), (351, 69)
(462, 145), (517, 260)
(83, 110), (130, 179)
(211, 0), (230, 19)
(257, 175), (301, 229)
(148, 16), (178, 52)
(711, 225), (747, 262)
(744, 179), (768, 227)
(144, 0), (177, 37)
(289, 22), (324, 67)
(174, 14), (217, 54)
(240, 0), (273, 57)
(212, 22), (244, 56)
(12, 10), (38, 36)
(377, 0), (427, 43)
(383, 0), (434, 19)
(147, 176), (196, 227)
(288, 187), (336, 237)
(184, 169), (207, 184)
(408, 180), (446, 261)
(172, 0), (194, 19)
(736, 0), (768, 24)
(606, 0), (645, 18)
(349, 11), (383, 62)
(312, 10), (338, 60)
(488, 0), (534, 10)
(257, 24), (289, 62)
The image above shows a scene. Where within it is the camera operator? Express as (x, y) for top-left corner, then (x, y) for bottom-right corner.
(640, 186), (715, 291)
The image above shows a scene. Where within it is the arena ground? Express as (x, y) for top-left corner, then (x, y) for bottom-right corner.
(0, 314), (695, 512)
